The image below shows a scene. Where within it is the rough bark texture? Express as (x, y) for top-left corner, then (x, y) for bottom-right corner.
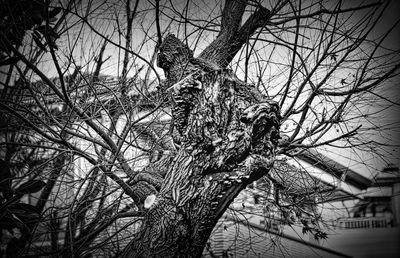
(122, 34), (280, 257)
(122, 2), (276, 257)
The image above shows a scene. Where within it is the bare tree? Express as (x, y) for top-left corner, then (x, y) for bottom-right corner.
(1, 0), (399, 257)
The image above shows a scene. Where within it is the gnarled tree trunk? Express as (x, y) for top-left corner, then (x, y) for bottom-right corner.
(122, 1), (279, 257)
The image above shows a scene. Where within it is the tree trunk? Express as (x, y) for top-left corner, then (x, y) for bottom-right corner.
(122, 2), (277, 256)
(122, 45), (280, 258)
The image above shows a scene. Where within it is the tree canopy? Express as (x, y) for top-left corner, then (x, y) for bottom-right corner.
(0, 0), (399, 257)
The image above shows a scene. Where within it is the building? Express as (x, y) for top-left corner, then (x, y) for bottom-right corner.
(322, 165), (400, 258)
(204, 151), (400, 258)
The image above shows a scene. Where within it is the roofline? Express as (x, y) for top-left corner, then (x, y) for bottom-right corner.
(297, 149), (371, 190)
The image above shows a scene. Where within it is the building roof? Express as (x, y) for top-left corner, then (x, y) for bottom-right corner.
(297, 149), (372, 190)
(371, 166), (400, 187)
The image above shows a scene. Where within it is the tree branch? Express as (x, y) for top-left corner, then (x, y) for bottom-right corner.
(198, 1), (270, 68)
(221, 0), (247, 34)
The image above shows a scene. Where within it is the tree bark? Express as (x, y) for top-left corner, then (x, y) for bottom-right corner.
(122, 2), (277, 256)
(198, 1), (270, 68)
(122, 40), (280, 258)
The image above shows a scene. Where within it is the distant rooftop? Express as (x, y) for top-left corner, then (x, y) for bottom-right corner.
(371, 165), (400, 187)
(297, 149), (372, 190)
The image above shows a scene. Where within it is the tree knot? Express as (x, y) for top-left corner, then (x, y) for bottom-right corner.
(157, 34), (193, 71)
(240, 101), (281, 156)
